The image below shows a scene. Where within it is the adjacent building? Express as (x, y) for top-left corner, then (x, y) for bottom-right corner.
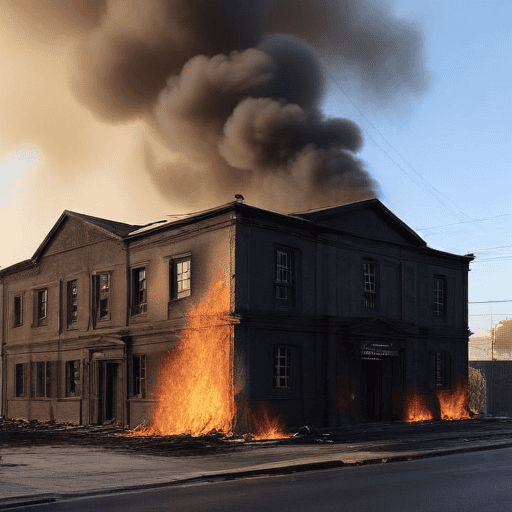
(0, 198), (473, 428)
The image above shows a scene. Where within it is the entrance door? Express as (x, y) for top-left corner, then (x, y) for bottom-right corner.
(97, 361), (118, 424)
(361, 359), (382, 421)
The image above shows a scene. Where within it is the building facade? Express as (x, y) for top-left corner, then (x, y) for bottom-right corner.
(0, 199), (473, 428)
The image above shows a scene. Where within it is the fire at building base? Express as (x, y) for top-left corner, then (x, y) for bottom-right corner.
(0, 199), (473, 432)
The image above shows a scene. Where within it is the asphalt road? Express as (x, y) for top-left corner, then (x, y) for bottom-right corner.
(13, 448), (512, 512)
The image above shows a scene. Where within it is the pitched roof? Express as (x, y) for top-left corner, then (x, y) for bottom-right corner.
(290, 197), (427, 247)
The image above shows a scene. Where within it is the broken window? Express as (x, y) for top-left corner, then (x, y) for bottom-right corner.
(363, 262), (376, 310)
(170, 258), (191, 300)
(13, 295), (23, 326)
(67, 280), (78, 325)
(275, 249), (295, 308)
(36, 288), (48, 325)
(92, 273), (111, 323)
(273, 347), (291, 389)
(66, 360), (81, 397)
(15, 363), (25, 397)
(131, 267), (147, 315)
(433, 276), (446, 317)
(132, 354), (146, 398)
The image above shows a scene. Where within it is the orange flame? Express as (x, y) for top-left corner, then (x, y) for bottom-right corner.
(250, 402), (293, 440)
(403, 388), (434, 422)
(133, 274), (235, 436)
(436, 380), (469, 420)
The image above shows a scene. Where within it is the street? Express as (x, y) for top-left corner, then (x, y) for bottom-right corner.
(13, 447), (512, 512)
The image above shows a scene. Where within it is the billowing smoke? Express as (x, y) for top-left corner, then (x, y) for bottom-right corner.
(3, 0), (429, 210)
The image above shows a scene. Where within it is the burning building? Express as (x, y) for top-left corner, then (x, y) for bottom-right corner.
(0, 198), (473, 428)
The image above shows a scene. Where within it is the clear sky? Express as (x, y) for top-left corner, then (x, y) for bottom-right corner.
(0, 1), (510, 339)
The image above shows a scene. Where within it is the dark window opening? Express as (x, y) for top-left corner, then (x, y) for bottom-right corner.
(93, 273), (111, 323)
(363, 262), (376, 310)
(35, 361), (46, 398)
(273, 347), (291, 389)
(15, 363), (25, 397)
(132, 354), (146, 398)
(14, 295), (23, 326)
(66, 360), (81, 397)
(67, 280), (78, 325)
(433, 276), (446, 317)
(37, 289), (48, 325)
(131, 267), (147, 315)
(170, 258), (191, 300)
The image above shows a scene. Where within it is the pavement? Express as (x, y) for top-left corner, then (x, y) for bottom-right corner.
(2, 418), (512, 509)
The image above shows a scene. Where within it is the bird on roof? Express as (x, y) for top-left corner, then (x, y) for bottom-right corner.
(235, 194), (244, 202)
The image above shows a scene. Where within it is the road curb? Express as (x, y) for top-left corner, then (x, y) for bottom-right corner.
(3, 440), (512, 509)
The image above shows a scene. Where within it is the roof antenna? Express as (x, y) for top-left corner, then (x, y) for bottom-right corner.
(235, 194), (244, 203)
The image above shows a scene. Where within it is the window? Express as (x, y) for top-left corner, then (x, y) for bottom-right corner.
(15, 363), (25, 397)
(433, 351), (451, 389)
(13, 295), (23, 326)
(36, 289), (48, 325)
(66, 360), (81, 397)
(433, 276), (446, 317)
(363, 262), (376, 310)
(67, 280), (78, 325)
(131, 267), (147, 315)
(132, 355), (146, 398)
(93, 273), (111, 323)
(170, 258), (191, 300)
(275, 249), (294, 307)
(34, 361), (52, 398)
(273, 347), (291, 389)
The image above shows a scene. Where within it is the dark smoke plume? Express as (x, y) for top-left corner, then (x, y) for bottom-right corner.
(3, 0), (429, 210)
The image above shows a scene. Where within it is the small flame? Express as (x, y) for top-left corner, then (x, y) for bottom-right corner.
(404, 388), (434, 422)
(250, 402), (293, 440)
(436, 380), (469, 420)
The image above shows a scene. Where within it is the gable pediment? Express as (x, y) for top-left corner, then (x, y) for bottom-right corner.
(346, 318), (412, 337)
(293, 199), (426, 247)
(35, 213), (122, 260)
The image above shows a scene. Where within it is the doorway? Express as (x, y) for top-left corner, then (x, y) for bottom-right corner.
(97, 361), (118, 424)
(361, 359), (382, 421)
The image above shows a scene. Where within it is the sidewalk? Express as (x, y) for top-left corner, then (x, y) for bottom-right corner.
(2, 419), (512, 509)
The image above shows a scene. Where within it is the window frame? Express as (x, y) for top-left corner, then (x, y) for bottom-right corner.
(92, 273), (112, 324)
(170, 256), (192, 301)
(274, 248), (295, 309)
(13, 294), (23, 327)
(65, 360), (81, 397)
(273, 346), (292, 389)
(67, 279), (78, 326)
(432, 350), (451, 390)
(131, 354), (146, 398)
(36, 288), (48, 326)
(131, 267), (147, 316)
(363, 260), (377, 310)
(15, 363), (25, 397)
(433, 275), (447, 318)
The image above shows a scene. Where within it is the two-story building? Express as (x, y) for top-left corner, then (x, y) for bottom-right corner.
(0, 198), (473, 429)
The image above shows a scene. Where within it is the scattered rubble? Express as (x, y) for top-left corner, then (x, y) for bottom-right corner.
(2, 417), (512, 457)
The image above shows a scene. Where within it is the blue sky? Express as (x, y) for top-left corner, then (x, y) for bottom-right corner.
(322, 0), (511, 336)
(0, 1), (510, 339)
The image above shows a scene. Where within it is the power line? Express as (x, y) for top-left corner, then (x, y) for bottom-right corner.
(416, 214), (512, 232)
(325, 71), (473, 223)
(469, 300), (512, 304)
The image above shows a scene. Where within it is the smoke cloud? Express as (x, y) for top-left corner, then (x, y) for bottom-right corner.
(2, 0), (429, 211)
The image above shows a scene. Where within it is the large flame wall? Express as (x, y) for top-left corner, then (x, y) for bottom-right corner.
(141, 276), (235, 435)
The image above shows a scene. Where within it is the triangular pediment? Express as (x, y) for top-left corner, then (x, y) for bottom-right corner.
(346, 317), (412, 337)
(291, 198), (426, 247)
(33, 211), (137, 261)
